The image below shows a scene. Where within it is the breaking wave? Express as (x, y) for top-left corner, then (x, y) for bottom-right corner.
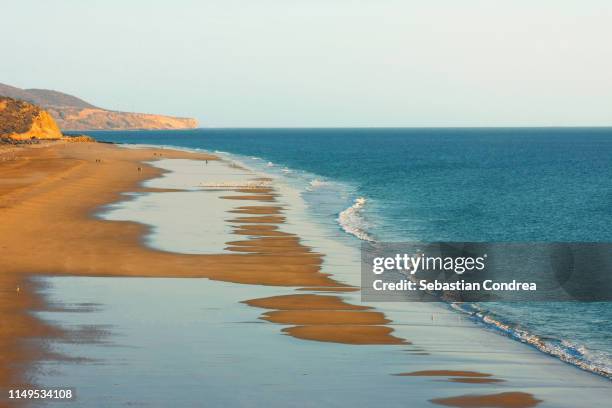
(337, 197), (374, 242)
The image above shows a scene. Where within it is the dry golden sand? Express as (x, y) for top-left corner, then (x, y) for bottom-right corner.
(395, 371), (532, 407)
(449, 378), (506, 384)
(0, 142), (540, 408)
(0, 141), (400, 392)
(261, 310), (391, 325)
(283, 325), (406, 345)
(229, 206), (283, 215)
(227, 215), (286, 224)
(430, 392), (542, 408)
(244, 294), (368, 310)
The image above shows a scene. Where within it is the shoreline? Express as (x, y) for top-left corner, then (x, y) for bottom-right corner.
(1, 141), (610, 407)
(0, 142), (401, 396)
(116, 140), (612, 382)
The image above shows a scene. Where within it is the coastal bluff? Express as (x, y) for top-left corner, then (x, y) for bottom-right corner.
(0, 96), (62, 140)
(0, 83), (198, 131)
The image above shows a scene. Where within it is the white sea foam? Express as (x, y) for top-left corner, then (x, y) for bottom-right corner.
(198, 180), (271, 189)
(337, 197), (374, 242)
(308, 179), (331, 189)
(115, 142), (612, 390)
(451, 303), (612, 379)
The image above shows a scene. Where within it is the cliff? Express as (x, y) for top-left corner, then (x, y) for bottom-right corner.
(0, 97), (63, 140)
(46, 106), (198, 131)
(0, 83), (198, 131)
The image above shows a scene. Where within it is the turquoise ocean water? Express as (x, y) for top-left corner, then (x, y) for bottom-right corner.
(83, 128), (612, 379)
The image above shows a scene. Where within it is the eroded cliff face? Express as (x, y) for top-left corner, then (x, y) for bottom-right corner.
(0, 97), (63, 140)
(47, 107), (198, 131)
(0, 83), (199, 131)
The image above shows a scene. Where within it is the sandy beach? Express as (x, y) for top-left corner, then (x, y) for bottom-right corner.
(1, 141), (610, 407)
(0, 141), (403, 404)
(4, 0), (612, 405)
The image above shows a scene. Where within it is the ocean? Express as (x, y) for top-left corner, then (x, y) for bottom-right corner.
(83, 127), (612, 379)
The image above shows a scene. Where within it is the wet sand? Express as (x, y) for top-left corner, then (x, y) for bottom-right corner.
(395, 371), (494, 377)
(0, 141), (401, 395)
(0, 141), (555, 408)
(394, 370), (506, 384)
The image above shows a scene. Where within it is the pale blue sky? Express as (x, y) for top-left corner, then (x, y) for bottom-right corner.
(3, 1), (612, 127)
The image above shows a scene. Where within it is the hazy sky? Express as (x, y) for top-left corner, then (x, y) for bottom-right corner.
(3, 1), (612, 127)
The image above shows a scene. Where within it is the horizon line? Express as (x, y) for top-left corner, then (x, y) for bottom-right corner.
(75, 125), (612, 131)
(73, 125), (612, 131)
